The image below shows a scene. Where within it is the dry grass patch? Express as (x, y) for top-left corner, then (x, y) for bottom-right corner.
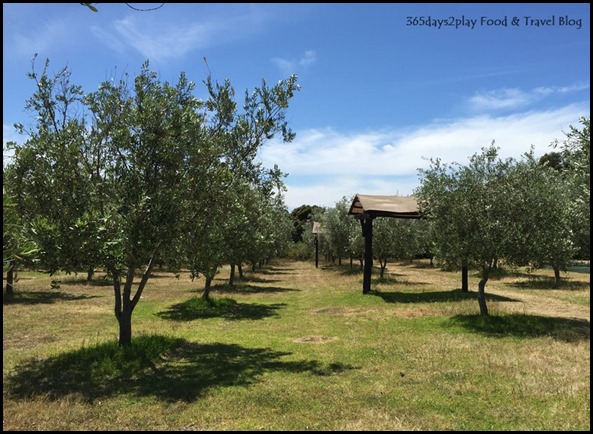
(310, 307), (373, 316)
(394, 307), (440, 318)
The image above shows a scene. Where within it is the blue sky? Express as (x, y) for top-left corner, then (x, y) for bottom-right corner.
(3, 3), (590, 210)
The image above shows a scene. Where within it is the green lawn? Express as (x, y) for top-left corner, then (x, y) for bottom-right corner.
(3, 259), (590, 430)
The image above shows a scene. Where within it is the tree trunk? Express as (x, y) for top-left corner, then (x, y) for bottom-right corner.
(379, 259), (386, 279)
(118, 267), (136, 347)
(229, 263), (236, 287)
(461, 263), (469, 292)
(87, 266), (94, 282)
(113, 270), (134, 347)
(477, 267), (489, 316)
(552, 264), (561, 287)
(5, 260), (15, 296)
(238, 264), (244, 278)
(118, 305), (133, 347)
(202, 278), (212, 300)
(114, 259), (156, 347)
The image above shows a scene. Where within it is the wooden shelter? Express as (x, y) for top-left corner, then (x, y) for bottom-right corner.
(348, 194), (421, 294)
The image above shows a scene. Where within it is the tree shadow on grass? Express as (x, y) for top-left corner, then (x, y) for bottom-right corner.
(471, 267), (532, 281)
(565, 264), (590, 274)
(6, 334), (357, 403)
(157, 297), (286, 321)
(321, 264), (364, 276)
(337, 268), (364, 276)
(251, 266), (294, 275)
(57, 272), (182, 286)
(370, 288), (517, 304)
(211, 283), (299, 294)
(60, 278), (114, 287)
(510, 277), (589, 291)
(447, 314), (590, 343)
(372, 276), (430, 286)
(409, 262), (436, 269)
(232, 275), (284, 284)
(3, 290), (100, 305)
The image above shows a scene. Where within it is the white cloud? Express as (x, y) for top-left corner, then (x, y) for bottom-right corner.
(468, 83), (590, 111)
(3, 124), (21, 166)
(299, 50), (316, 67)
(260, 103), (589, 210)
(271, 50), (316, 74)
(3, 123), (23, 147)
(282, 176), (420, 210)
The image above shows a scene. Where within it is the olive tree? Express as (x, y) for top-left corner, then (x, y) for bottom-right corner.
(417, 142), (582, 314)
(8, 58), (99, 279)
(321, 197), (352, 266)
(416, 144), (516, 315)
(244, 188), (294, 268)
(9, 57), (298, 345)
(183, 74), (300, 298)
(3, 174), (38, 295)
(503, 150), (576, 285)
(553, 117), (590, 260)
(372, 218), (419, 279)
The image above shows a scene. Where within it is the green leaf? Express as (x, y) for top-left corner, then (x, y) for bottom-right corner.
(81, 3), (98, 12)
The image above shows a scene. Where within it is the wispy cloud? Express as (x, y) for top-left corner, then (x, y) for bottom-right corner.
(271, 50), (316, 75)
(10, 17), (73, 59)
(92, 9), (270, 63)
(469, 88), (533, 111)
(468, 83), (590, 111)
(112, 18), (221, 61)
(260, 102), (589, 209)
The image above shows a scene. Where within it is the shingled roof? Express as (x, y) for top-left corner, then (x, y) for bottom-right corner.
(348, 194), (420, 219)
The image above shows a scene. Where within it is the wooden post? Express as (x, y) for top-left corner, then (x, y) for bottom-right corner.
(312, 222), (322, 268)
(315, 234), (319, 268)
(361, 214), (373, 294)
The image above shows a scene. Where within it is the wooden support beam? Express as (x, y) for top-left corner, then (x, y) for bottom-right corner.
(362, 215), (373, 294)
(314, 234), (319, 268)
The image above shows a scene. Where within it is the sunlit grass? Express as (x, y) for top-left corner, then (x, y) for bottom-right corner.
(3, 258), (590, 430)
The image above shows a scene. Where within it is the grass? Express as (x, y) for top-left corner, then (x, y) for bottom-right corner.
(3, 259), (590, 431)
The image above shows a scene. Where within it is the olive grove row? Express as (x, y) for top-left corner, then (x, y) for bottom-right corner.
(3, 55), (589, 342)
(300, 119), (589, 315)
